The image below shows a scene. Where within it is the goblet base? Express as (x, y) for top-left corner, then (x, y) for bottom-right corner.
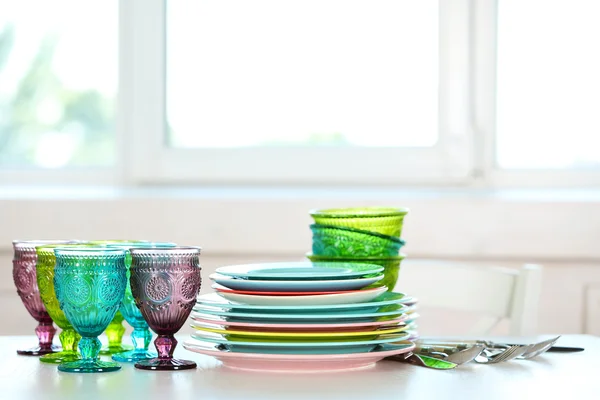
(99, 344), (134, 355)
(17, 344), (60, 356)
(40, 351), (81, 364)
(135, 358), (197, 371)
(112, 350), (157, 363)
(58, 359), (121, 373)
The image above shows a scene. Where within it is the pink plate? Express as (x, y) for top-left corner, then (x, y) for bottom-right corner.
(211, 284), (383, 297)
(183, 341), (416, 373)
(190, 314), (410, 333)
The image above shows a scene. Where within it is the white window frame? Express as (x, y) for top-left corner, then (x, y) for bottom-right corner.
(471, 0), (600, 188)
(2, 0), (600, 188)
(124, 0), (475, 185)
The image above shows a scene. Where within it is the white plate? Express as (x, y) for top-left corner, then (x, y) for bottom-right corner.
(216, 286), (387, 306)
(210, 273), (383, 292)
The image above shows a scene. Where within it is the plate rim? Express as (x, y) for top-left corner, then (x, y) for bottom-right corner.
(190, 324), (408, 338)
(190, 331), (411, 347)
(215, 261), (384, 280)
(190, 314), (410, 329)
(192, 306), (407, 319)
(196, 290), (411, 311)
(183, 340), (416, 360)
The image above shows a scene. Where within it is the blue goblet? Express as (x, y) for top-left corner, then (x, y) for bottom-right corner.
(54, 247), (126, 373)
(105, 242), (178, 363)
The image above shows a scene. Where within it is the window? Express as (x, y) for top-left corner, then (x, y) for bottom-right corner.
(167, 0), (438, 149)
(0, 1), (118, 170)
(3, 0), (600, 187)
(128, 0), (472, 185)
(496, 0), (600, 170)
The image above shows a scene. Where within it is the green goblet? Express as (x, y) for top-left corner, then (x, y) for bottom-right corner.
(89, 240), (149, 356)
(36, 244), (96, 364)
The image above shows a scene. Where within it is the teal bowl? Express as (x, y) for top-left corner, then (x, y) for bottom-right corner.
(306, 254), (406, 292)
(311, 224), (405, 257)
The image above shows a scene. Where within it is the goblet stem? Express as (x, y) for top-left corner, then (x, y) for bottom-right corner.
(18, 320), (59, 356)
(59, 336), (121, 373)
(99, 316), (132, 355)
(60, 328), (81, 353)
(156, 335), (176, 360)
(80, 337), (101, 361)
(105, 319), (125, 347)
(133, 327), (153, 353)
(36, 321), (57, 350)
(112, 327), (156, 362)
(134, 334), (197, 370)
(40, 328), (81, 364)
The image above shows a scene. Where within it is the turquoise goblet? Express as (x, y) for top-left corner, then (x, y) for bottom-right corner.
(105, 242), (178, 363)
(54, 247), (127, 373)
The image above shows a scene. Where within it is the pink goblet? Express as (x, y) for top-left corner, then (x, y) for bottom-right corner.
(13, 240), (74, 355)
(129, 247), (202, 370)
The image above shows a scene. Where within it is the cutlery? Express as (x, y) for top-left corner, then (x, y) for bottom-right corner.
(474, 344), (532, 364)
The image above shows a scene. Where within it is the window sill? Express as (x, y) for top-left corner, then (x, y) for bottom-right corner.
(1, 185), (599, 261)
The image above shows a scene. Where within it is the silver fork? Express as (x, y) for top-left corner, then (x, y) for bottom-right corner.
(518, 336), (561, 359)
(475, 344), (532, 364)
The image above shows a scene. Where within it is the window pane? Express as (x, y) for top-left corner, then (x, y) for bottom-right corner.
(167, 0), (438, 148)
(0, 1), (117, 168)
(497, 0), (600, 169)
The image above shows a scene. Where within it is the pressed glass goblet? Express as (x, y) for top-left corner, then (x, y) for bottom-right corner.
(36, 243), (97, 364)
(89, 240), (149, 355)
(106, 242), (178, 363)
(13, 240), (74, 355)
(130, 247), (202, 370)
(54, 247), (127, 373)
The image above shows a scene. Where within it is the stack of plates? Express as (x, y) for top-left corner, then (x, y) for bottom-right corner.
(183, 262), (417, 372)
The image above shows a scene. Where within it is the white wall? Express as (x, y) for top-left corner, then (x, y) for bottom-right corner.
(2, 187), (600, 337)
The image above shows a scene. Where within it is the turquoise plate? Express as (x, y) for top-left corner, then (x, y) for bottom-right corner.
(209, 273), (384, 292)
(215, 261), (384, 281)
(192, 304), (407, 322)
(196, 292), (413, 312)
(190, 332), (411, 354)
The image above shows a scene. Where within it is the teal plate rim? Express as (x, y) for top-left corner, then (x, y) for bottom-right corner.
(215, 261), (384, 280)
(196, 291), (413, 311)
(191, 306), (408, 320)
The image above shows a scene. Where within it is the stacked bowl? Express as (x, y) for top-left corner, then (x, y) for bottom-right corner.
(183, 261), (416, 372)
(306, 207), (409, 292)
(306, 207), (419, 339)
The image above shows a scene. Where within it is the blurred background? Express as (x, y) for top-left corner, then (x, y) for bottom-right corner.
(1, 0), (599, 337)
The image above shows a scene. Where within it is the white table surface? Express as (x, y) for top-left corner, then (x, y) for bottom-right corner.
(0, 335), (598, 400)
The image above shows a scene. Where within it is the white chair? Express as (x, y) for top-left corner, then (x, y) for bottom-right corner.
(395, 261), (543, 336)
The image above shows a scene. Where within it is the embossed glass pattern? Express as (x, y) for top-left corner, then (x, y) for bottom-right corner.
(130, 247), (202, 371)
(105, 242), (178, 363)
(36, 243), (98, 364)
(311, 224), (405, 257)
(54, 247), (127, 373)
(12, 240), (75, 355)
(87, 240), (150, 354)
(306, 254), (406, 292)
(309, 207), (409, 237)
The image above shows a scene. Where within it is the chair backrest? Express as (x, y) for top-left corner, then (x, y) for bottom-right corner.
(395, 260), (543, 336)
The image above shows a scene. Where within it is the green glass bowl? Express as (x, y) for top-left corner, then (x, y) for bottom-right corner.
(309, 207), (409, 237)
(306, 253), (406, 292)
(311, 224), (405, 257)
